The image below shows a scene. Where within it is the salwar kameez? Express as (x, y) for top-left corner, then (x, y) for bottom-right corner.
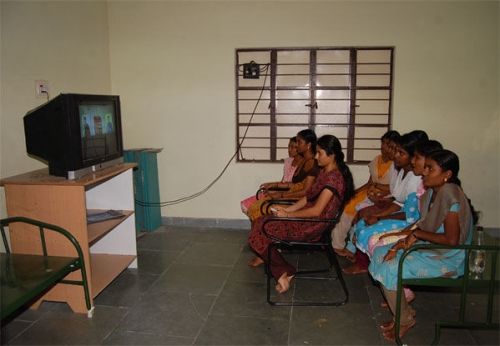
(248, 169), (345, 280)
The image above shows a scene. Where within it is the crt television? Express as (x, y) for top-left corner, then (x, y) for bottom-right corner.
(24, 93), (124, 179)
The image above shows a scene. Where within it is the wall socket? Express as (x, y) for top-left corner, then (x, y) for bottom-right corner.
(35, 80), (49, 97)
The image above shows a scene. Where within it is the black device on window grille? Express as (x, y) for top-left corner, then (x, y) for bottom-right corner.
(243, 61), (260, 79)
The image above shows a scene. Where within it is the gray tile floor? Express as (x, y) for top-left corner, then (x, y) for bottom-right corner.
(2, 226), (499, 345)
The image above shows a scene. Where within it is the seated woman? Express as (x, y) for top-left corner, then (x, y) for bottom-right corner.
(246, 129), (320, 222)
(332, 130), (400, 259)
(343, 131), (426, 274)
(369, 149), (475, 342)
(247, 135), (354, 293)
(240, 136), (302, 215)
(367, 139), (443, 255)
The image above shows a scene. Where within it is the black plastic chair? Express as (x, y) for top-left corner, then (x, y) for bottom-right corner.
(261, 215), (349, 306)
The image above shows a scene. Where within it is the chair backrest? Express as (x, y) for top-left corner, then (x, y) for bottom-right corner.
(0, 216), (83, 259)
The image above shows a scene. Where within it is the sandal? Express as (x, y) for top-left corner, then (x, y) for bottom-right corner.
(379, 304), (417, 333)
(379, 320), (394, 332)
(382, 318), (416, 342)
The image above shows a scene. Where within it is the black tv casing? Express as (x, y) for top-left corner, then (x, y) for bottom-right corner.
(24, 93), (124, 179)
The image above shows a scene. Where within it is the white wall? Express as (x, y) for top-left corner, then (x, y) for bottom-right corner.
(0, 0), (112, 218)
(107, 1), (499, 226)
(1, 1), (498, 227)
(0, 1), (4, 223)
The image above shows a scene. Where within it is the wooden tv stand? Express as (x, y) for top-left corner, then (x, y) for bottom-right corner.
(0, 163), (138, 314)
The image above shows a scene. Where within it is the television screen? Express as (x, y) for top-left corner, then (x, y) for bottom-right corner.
(79, 102), (119, 162)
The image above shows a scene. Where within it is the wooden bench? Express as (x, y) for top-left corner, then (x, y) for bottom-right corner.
(394, 241), (500, 345)
(1, 217), (92, 326)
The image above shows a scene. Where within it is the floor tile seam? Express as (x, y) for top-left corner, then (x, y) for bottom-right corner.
(112, 326), (197, 341)
(11, 303), (57, 326)
(189, 289), (225, 345)
(107, 328), (195, 340)
(4, 318), (42, 344)
(137, 248), (183, 253)
(204, 259), (235, 311)
(163, 240), (237, 269)
(139, 286), (220, 299)
(287, 280), (298, 345)
(172, 261), (236, 269)
(141, 286), (223, 296)
(287, 253), (301, 345)
(94, 301), (140, 311)
(189, 240), (247, 249)
(137, 248), (188, 297)
(174, 244), (247, 268)
(188, 292), (209, 323)
(99, 306), (134, 345)
(8, 316), (38, 324)
(205, 310), (292, 322)
(192, 246), (247, 345)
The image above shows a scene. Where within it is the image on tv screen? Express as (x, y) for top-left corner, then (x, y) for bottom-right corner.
(79, 103), (118, 161)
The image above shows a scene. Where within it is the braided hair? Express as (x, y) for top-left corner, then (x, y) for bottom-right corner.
(317, 135), (355, 207)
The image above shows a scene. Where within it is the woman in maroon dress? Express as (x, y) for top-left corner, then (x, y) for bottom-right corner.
(248, 135), (354, 293)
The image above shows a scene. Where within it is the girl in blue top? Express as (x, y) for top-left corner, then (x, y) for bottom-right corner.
(369, 150), (475, 342)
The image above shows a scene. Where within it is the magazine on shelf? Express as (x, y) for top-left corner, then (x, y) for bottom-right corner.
(86, 209), (124, 224)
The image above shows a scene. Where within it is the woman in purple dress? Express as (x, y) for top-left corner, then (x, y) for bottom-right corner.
(248, 135), (354, 293)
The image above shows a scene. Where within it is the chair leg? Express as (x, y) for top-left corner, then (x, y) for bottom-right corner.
(327, 246), (349, 305)
(266, 243), (349, 306)
(266, 243), (277, 305)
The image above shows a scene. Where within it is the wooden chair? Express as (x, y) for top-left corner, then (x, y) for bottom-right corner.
(393, 242), (500, 345)
(261, 214), (348, 306)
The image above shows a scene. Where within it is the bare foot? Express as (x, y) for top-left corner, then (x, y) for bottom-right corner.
(342, 263), (368, 275)
(334, 248), (356, 262)
(379, 320), (395, 332)
(248, 256), (264, 267)
(275, 272), (295, 294)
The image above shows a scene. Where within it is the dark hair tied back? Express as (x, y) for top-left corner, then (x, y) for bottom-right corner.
(381, 130), (400, 142)
(414, 140), (443, 157)
(427, 149), (480, 225)
(397, 130), (429, 157)
(427, 149), (461, 186)
(297, 129), (317, 154)
(317, 135), (354, 207)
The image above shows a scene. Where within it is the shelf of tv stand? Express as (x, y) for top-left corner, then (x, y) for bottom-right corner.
(87, 209), (134, 245)
(90, 253), (136, 298)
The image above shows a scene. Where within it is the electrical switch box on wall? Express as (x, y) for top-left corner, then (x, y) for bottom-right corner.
(35, 80), (49, 97)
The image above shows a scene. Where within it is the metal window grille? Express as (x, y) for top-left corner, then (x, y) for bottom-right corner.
(236, 47), (394, 164)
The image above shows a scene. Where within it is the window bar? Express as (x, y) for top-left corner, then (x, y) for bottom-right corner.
(347, 49), (357, 162)
(309, 50), (317, 132)
(235, 51), (243, 160)
(388, 48), (394, 130)
(270, 50), (278, 161)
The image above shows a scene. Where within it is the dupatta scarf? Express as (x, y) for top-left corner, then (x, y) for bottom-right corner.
(417, 183), (472, 244)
